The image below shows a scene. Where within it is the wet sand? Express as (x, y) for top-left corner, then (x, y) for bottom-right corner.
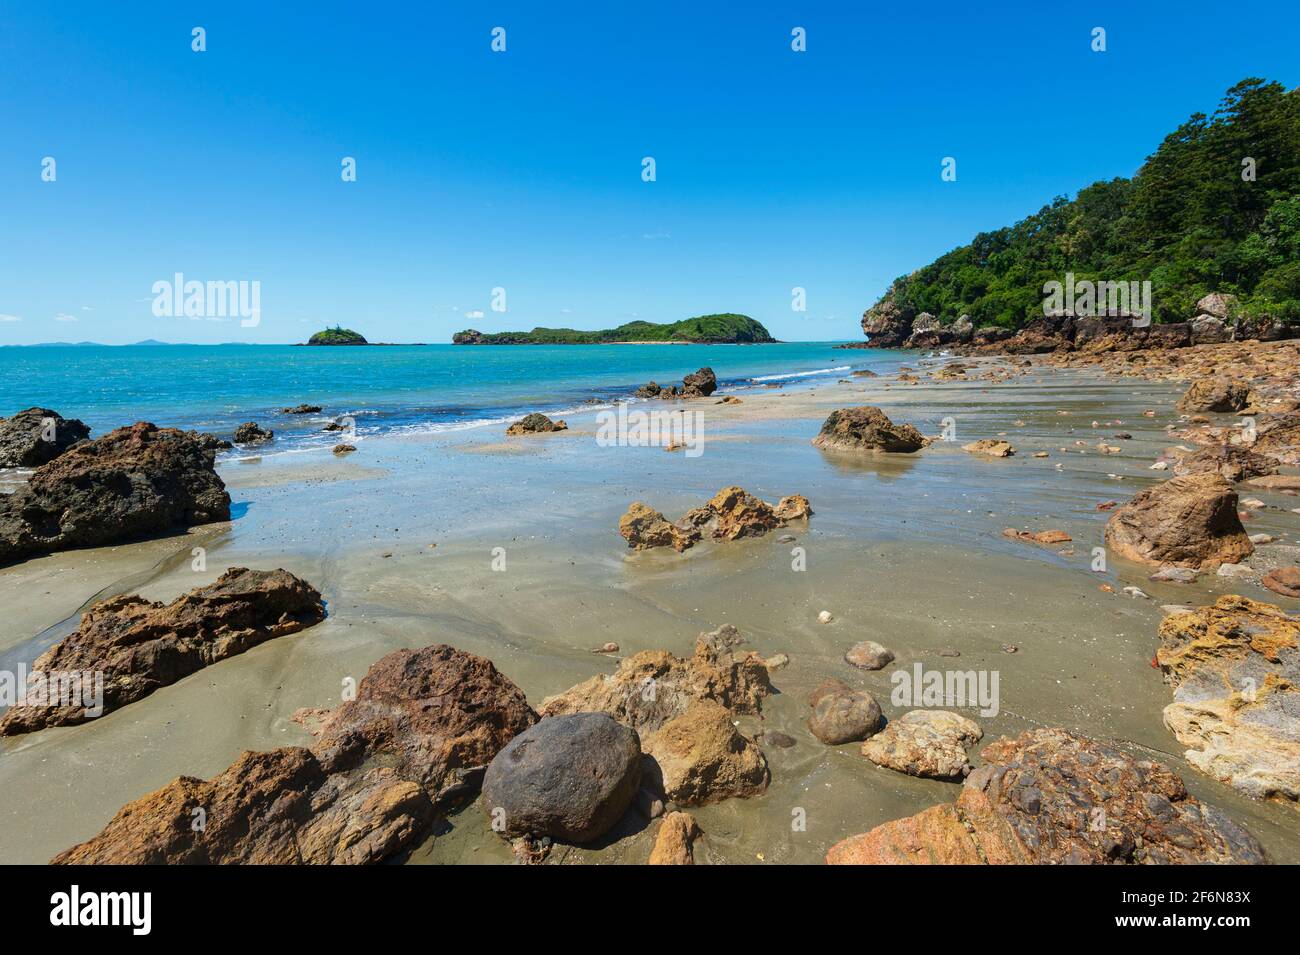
(2, 359), (1298, 864)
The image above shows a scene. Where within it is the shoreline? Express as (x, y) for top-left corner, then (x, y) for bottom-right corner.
(2, 352), (1299, 863)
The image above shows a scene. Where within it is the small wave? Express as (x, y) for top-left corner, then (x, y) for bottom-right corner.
(749, 367), (843, 382)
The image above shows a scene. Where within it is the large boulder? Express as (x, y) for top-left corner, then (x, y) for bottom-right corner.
(0, 422), (231, 566)
(1190, 313), (1232, 345)
(807, 679), (884, 745)
(233, 421), (273, 445)
(1177, 377), (1253, 413)
(1104, 473), (1253, 569)
(812, 407), (926, 453)
(1252, 411), (1300, 465)
(53, 645), (536, 863)
(860, 710), (983, 779)
(539, 624), (774, 733)
(828, 729), (1266, 864)
(1172, 443), (1279, 482)
(480, 713), (642, 843)
(0, 568), (326, 735)
(680, 367), (717, 398)
(860, 294), (914, 347)
(700, 485), (783, 540)
(0, 408), (90, 467)
(1157, 596), (1300, 810)
(1196, 293), (1239, 320)
(641, 700), (769, 805)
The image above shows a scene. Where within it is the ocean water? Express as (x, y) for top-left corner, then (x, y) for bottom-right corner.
(0, 342), (907, 452)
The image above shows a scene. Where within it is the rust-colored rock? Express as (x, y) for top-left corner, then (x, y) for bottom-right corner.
(649, 811), (702, 864)
(0, 422), (230, 566)
(1177, 377), (1254, 413)
(506, 413), (568, 435)
(618, 502), (701, 552)
(539, 624), (773, 733)
(963, 439), (1015, 457)
(641, 700), (769, 806)
(1002, 528), (1071, 545)
(860, 710), (982, 779)
(53, 645), (537, 864)
(1172, 443), (1279, 482)
(1262, 568), (1300, 598)
(773, 494), (813, 521)
(828, 728), (1266, 865)
(1104, 473), (1253, 569)
(0, 568), (325, 735)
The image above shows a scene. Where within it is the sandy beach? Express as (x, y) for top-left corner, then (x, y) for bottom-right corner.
(3, 355), (1298, 864)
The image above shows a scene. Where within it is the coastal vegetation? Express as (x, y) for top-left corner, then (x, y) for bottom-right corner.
(453, 313), (776, 344)
(866, 78), (1300, 332)
(307, 326), (368, 345)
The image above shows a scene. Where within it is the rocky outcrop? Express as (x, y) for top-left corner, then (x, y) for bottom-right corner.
(505, 413), (568, 435)
(1157, 596), (1300, 810)
(649, 811), (701, 864)
(861, 710), (982, 779)
(641, 700), (769, 805)
(807, 679), (884, 745)
(1252, 411), (1300, 465)
(1103, 473), (1253, 569)
(0, 568), (326, 735)
(539, 624), (774, 733)
(618, 503), (701, 552)
(619, 486), (810, 551)
(860, 293), (914, 347)
(53, 645), (537, 863)
(812, 407), (926, 453)
(634, 368), (718, 399)
(480, 713), (642, 843)
(0, 422), (231, 566)
(233, 421), (273, 444)
(1177, 377), (1254, 413)
(0, 408), (90, 467)
(828, 729), (1266, 864)
(1263, 568), (1300, 598)
(1172, 444), (1279, 482)
(281, 404), (322, 414)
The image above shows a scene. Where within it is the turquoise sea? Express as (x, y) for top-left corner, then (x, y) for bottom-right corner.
(0, 342), (907, 452)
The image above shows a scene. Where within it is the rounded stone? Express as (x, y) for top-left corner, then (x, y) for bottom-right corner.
(845, 640), (895, 670)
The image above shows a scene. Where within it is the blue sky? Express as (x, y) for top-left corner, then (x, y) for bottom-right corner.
(1, 2), (1297, 345)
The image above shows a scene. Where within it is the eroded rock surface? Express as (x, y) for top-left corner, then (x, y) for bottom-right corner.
(860, 710), (982, 779)
(506, 413), (568, 435)
(1157, 596), (1300, 810)
(812, 407), (926, 453)
(828, 729), (1266, 865)
(1104, 473), (1253, 569)
(641, 700), (769, 805)
(0, 568), (326, 735)
(0, 408), (90, 467)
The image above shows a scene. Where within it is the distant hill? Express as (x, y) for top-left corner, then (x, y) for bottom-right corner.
(306, 326), (368, 345)
(453, 314), (777, 344)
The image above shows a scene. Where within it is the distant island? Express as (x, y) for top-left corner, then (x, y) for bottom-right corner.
(453, 314), (777, 345)
(306, 326), (369, 345)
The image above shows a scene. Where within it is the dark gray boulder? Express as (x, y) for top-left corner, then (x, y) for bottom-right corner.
(0, 408), (90, 467)
(481, 713), (641, 843)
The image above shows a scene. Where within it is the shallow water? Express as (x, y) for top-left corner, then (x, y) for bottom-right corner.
(1, 362), (1298, 864)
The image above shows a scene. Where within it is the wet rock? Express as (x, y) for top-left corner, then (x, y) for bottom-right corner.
(1002, 528), (1071, 545)
(852, 368), (879, 378)
(1177, 377), (1253, 413)
(281, 404), (321, 414)
(233, 421), (273, 445)
(812, 406), (926, 453)
(706, 486), (784, 540)
(618, 502), (701, 552)
(506, 413), (568, 435)
(773, 494), (813, 521)
(1172, 444), (1279, 482)
(845, 640), (894, 670)
(539, 624), (773, 733)
(332, 443), (357, 455)
(1149, 566), (1200, 584)
(0, 568), (326, 735)
(1247, 474), (1300, 492)
(808, 679), (884, 745)
(480, 713), (642, 843)
(1262, 568), (1300, 598)
(1158, 597), (1300, 810)
(641, 700), (769, 806)
(648, 811), (702, 864)
(0, 422), (231, 566)
(1252, 411), (1300, 465)
(680, 367), (717, 398)
(53, 645), (536, 863)
(963, 439), (1015, 458)
(828, 728), (1266, 864)
(0, 408), (90, 467)
(760, 730), (796, 749)
(1104, 473), (1254, 569)
(860, 710), (982, 779)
